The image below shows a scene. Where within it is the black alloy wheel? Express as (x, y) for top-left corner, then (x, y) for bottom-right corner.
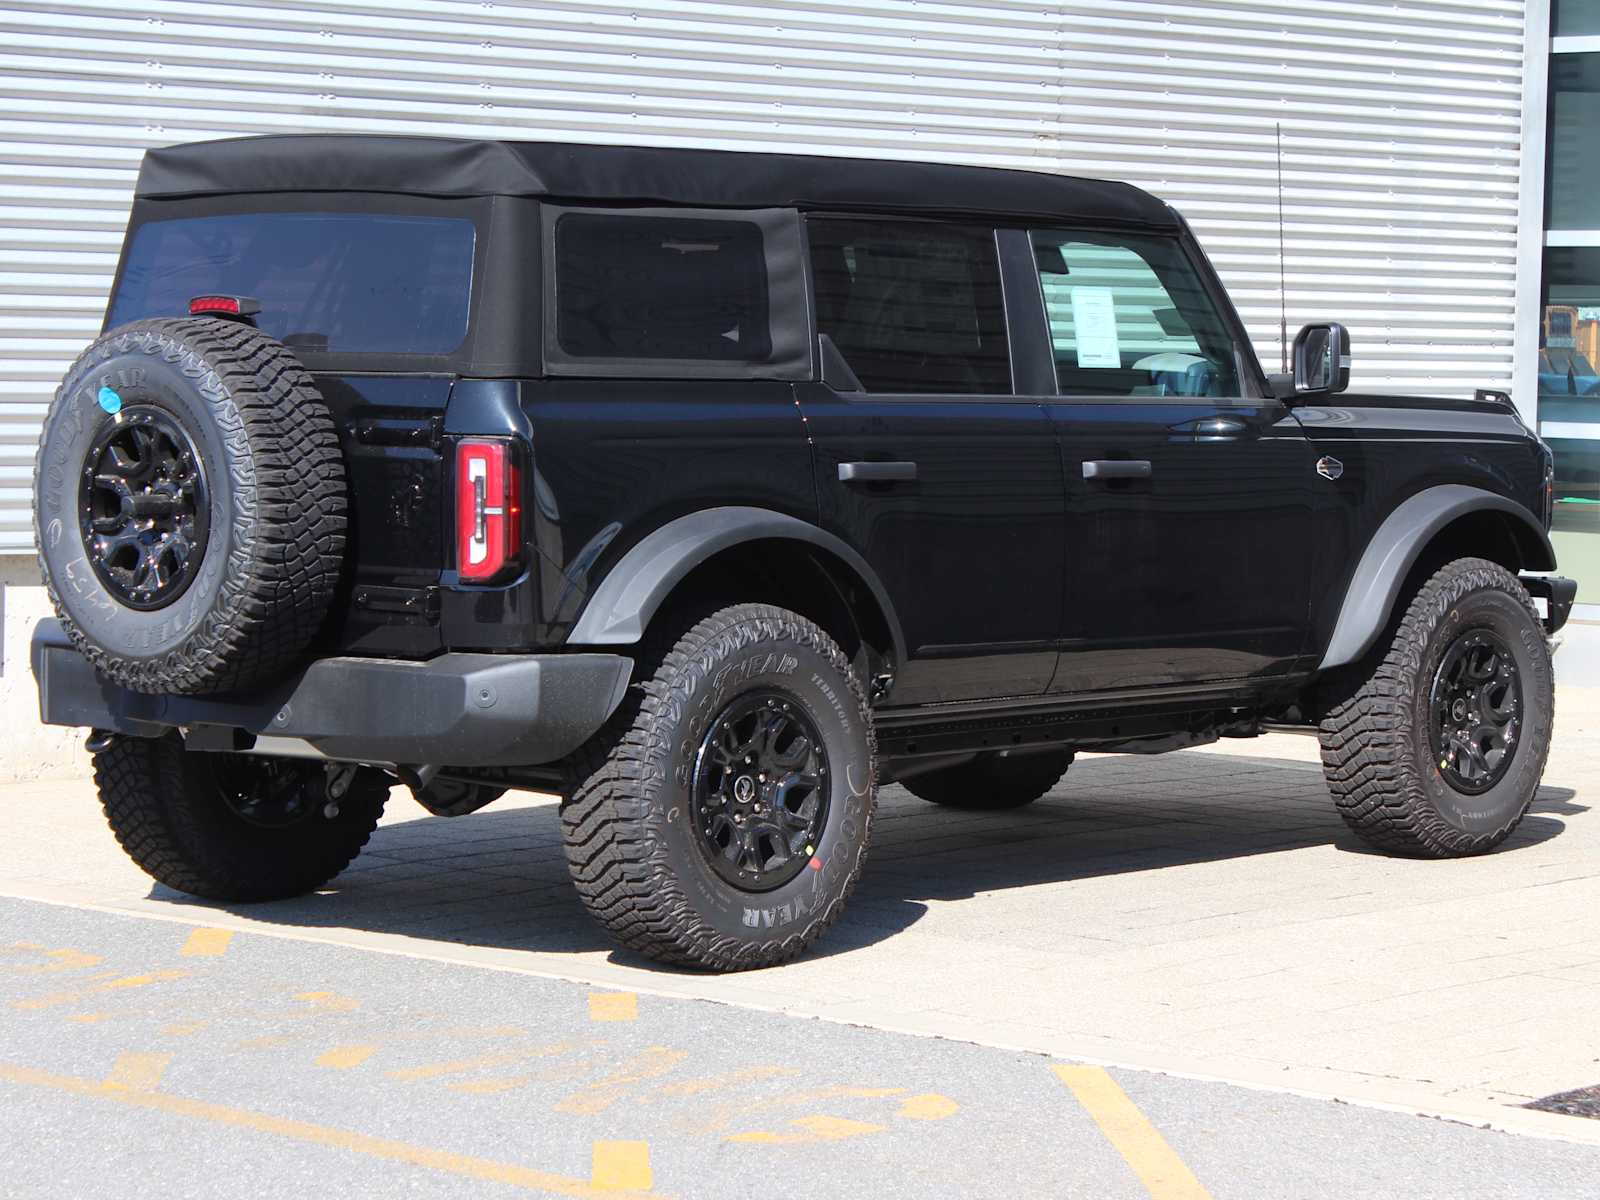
(213, 755), (326, 829)
(1428, 628), (1522, 795)
(562, 602), (877, 970)
(80, 406), (209, 610)
(691, 691), (830, 892)
(1319, 556), (1553, 858)
(93, 735), (388, 903)
(36, 318), (347, 695)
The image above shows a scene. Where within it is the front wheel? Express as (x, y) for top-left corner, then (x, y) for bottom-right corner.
(562, 604), (877, 970)
(1318, 557), (1554, 857)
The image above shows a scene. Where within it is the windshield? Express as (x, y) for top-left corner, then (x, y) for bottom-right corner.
(108, 211), (476, 356)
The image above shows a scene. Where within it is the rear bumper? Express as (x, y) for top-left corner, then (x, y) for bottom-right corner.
(1521, 574), (1578, 636)
(30, 621), (632, 767)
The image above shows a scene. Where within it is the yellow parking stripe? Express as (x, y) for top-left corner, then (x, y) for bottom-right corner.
(897, 1093), (959, 1120)
(1053, 1065), (1212, 1200)
(590, 1141), (652, 1192)
(104, 1052), (171, 1092)
(316, 1044), (381, 1071)
(12, 969), (188, 1010)
(588, 992), (638, 1022)
(180, 928), (234, 958)
(0, 1060), (663, 1199)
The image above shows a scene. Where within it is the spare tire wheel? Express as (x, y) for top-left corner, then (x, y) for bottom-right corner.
(33, 317), (347, 695)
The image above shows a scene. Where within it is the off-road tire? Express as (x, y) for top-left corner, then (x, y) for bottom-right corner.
(95, 735), (387, 902)
(1318, 557), (1553, 857)
(900, 750), (1074, 810)
(34, 318), (347, 694)
(562, 604), (877, 971)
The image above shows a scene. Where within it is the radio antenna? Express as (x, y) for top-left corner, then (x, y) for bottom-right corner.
(1276, 121), (1288, 373)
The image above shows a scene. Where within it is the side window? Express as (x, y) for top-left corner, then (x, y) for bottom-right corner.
(808, 219), (1011, 394)
(544, 207), (809, 379)
(1031, 231), (1240, 398)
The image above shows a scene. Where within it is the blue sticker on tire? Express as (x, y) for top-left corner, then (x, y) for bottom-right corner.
(97, 386), (122, 415)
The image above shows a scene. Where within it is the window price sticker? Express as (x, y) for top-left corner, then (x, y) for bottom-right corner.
(1070, 286), (1122, 368)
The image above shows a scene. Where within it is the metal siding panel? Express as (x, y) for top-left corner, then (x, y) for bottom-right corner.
(0, 0), (1528, 549)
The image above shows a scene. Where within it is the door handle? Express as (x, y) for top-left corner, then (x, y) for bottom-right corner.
(1171, 414), (1250, 440)
(839, 461), (918, 484)
(1082, 459), (1152, 481)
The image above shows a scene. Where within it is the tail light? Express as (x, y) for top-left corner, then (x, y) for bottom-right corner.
(454, 439), (522, 583)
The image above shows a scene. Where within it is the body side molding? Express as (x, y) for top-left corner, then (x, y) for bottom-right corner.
(1318, 484), (1556, 671)
(566, 505), (908, 666)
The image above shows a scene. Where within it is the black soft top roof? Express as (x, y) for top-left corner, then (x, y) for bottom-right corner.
(136, 135), (1180, 230)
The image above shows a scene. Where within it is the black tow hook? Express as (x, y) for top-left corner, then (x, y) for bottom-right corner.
(84, 729), (117, 754)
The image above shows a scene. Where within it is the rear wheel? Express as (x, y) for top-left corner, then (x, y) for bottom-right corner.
(900, 750), (1074, 810)
(94, 736), (387, 901)
(1318, 557), (1553, 857)
(562, 603), (876, 970)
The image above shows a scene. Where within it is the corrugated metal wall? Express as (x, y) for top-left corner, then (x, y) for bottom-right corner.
(0, 0), (1532, 550)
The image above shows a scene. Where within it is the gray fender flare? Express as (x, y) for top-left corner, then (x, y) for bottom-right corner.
(566, 506), (907, 666)
(1318, 484), (1555, 671)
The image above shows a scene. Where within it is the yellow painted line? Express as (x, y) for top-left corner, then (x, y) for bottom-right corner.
(897, 1093), (959, 1121)
(588, 992), (638, 1022)
(556, 1048), (687, 1116)
(101, 970), (188, 992)
(316, 1044), (381, 1071)
(388, 1041), (587, 1083)
(590, 1141), (652, 1192)
(0, 1060), (664, 1199)
(726, 1114), (887, 1146)
(1053, 1065), (1212, 1200)
(104, 1052), (171, 1093)
(13, 969), (188, 1010)
(10, 947), (103, 975)
(180, 928), (234, 958)
(656, 1066), (795, 1099)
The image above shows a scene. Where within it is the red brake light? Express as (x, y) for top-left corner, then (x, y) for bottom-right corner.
(188, 294), (261, 318)
(455, 439), (521, 583)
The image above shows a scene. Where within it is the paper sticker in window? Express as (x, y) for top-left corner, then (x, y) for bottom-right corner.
(1070, 287), (1122, 368)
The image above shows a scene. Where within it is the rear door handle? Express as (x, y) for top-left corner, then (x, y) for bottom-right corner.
(839, 461), (918, 484)
(1082, 459), (1152, 481)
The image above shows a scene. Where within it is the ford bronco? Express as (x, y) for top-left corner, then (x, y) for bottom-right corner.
(30, 135), (1577, 969)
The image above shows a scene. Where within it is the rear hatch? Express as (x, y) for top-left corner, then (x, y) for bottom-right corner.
(104, 198), (485, 657)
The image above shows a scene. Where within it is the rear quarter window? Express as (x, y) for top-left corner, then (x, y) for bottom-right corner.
(543, 206), (811, 380)
(107, 212), (476, 356)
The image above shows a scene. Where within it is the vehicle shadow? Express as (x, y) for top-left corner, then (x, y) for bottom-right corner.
(155, 754), (1586, 969)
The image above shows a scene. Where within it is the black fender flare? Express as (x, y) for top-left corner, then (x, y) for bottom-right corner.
(1318, 484), (1555, 671)
(566, 506), (907, 667)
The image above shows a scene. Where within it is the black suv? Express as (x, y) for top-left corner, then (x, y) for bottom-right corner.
(30, 136), (1576, 970)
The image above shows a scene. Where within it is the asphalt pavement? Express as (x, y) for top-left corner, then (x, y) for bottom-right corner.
(4, 895), (1600, 1200)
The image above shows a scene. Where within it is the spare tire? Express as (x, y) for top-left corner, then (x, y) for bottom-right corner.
(33, 318), (347, 695)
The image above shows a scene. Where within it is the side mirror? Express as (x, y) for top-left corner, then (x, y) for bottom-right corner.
(1292, 322), (1351, 394)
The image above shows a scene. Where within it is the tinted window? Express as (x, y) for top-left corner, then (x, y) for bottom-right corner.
(809, 219), (1011, 394)
(554, 214), (770, 361)
(1548, 54), (1600, 230)
(1031, 231), (1239, 398)
(1555, 0), (1600, 36)
(108, 212), (475, 355)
